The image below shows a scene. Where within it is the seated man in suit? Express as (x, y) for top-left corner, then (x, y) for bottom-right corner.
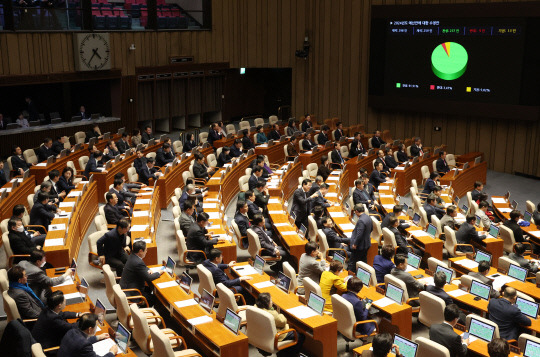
(297, 242), (327, 294)
(156, 143), (174, 167)
(371, 130), (386, 148)
(504, 210), (527, 243)
(97, 219), (131, 276)
(391, 254), (425, 306)
(254, 180), (270, 215)
(429, 304), (469, 357)
(373, 245), (395, 284)
(509, 243), (539, 273)
(310, 183), (332, 214)
(109, 179), (133, 214)
(116, 132), (130, 154)
(456, 215), (486, 250)
(187, 212), (226, 264)
(267, 124), (281, 141)
(410, 137), (424, 157)
(349, 132), (366, 158)
(422, 173), (441, 196)
(32, 290), (80, 351)
(440, 205), (459, 232)
(318, 126), (329, 146)
(11, 204), (46, 246)
(291, 179), (318, 229)
(384, 148), (398, 169)
(119, 240), (163, 306)
(388, 216), (421, 256)
(333, 122), (344, 141)
(369, 162), (388, 189)
(83, 151), (104, 180)
(375, 150), (391, 175)
(102, 140), (120, 163)
(208, 123), (224, 147)
(202, 249), (254, 304)
(286, 135), (299, 159)
(8, 218), (43, 259)
(37, 138), (56, 162)
(426, 271), (455, 306)
(330, 142), (345, 169)
(11, 145), (33, 175)
(141, 125), (154, 144)
(193, 152), (213, 181)
(138, 157), (161, 185)
(341, 277), (376, 336)
(471, 181), (487, 202)
(302, 132), (318, 151)
(48, 169), (67, 202)
(468, 260), (500, 298)
(488, 286), (531, 341)
(436, 151), (451, 174)
(104, 192), (125, 225)
(7, 265), (44, 320)
(133, 149), (147, 174)
(301, 114), (312, 132)
(230, 139), (243, 158)
(179, 184), (204, 213)
(179, 200), (197, 237)
(51, 136), (65, 156)
(233, 201), (250, 247)
(476, 201), (492, 229)
(381, 205), (410, 231)
(30, 192), (57, 228)
(423, 194), (445, 222)
(241, 129), (255, 151)
(115, 172), (144, 204)
(321, 216), (350, 257)
(352, 179), (381, 218)
(58, 313), (117, 357)
(0, 161), (7, 187)
(252, 214), (288, 272)
(245, 190), (262, 219)
(85, 124), (102, 143)
(18, 250), (73, 301)
(217, 146), (232, 167)
(253, 156), (270, 179)
(488, 339), (510, 357)
(248, 166), (264, 191)
(307, 175), (322, 196)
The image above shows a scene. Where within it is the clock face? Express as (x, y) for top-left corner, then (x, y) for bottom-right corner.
(78, 33), (111, 71)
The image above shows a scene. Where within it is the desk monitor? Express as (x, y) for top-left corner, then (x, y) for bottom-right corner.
(468, 317), (496, 342)
(118, 127), (125, 135)
(79, 277), (89, 298)
(51, 118), (62, 124)
(454, 195), (460, 205)
(253, 255), (265, 275)
(91, 113), (100, 119)
(516, 297), (539, 319)
(165, 256), (176, 277)
(60, 148), (69, 158)
(508, 263), (528, 282)
(488, 224), (500, 239)
(333, 253), (345, 266)
(223, 308), (242, 335)
(412, 213), (421, 226)
(462, 162), (469, 170)
(512, 200), (518, 210)
(47, 155), (55, 165)
(426, 224), (437, 238)
(71, 115), (82, 122)
(89, 137), (97, 148)
(116, 322), (131, 354)
(475, 215), (481, 227)
(407, 252), (422, 270)
(505, 191), (511, 202)
(95, 298), (106, 325)
(402, 203), (409, 213)
(177, 272), (192, 294)
(103, 132), (110, 141)
(298, 224), (307, 239)
(159, 134), (167, 142)
(71, 258), (77, 274)
(524, 339), (540, 357)
(462, 204), (468, 214)
(74, 143), (82, 151)
(524, 211), (533, 223)
(199, 289), (215, 315)
(277, 271), (291, 293)
(470, 280), (491, 301)
(136, 143), (144, 152)
(356, 266), (371, 287)
(386, 283), (404, 304)
(307, 292), (326, 315)
(290, 211), (297, 222)
(435, 265), (454, 284)
(114, 154), (121, 163)
(23, 169), (30, 180)
(148, 139), (155, 147)
(393, 334), (418, 357)
(474, 156), (482, 165)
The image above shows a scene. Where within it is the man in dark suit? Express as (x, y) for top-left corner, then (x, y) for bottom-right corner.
(102, 141), (120, 163)
(375, 150), (391, 174)
(217, 146), (232, 167)
(349, 132), (366, 157)
(97, 219), (131, 276)
(32, 290), (80, 350)
(83, 151), (103, 180)
(7, 265), (44, 319)
(207, 123), (223, 147)
(371, 130), (386, 148)
(426, 271), (454, 306)
(78, 105), (90, 120)
(424, 194), (445, 222)
(302, 132), (317, 151)
(0, 161), (8, 187)
(291, 179), (318, 229)
(30, 192), (57, 228)
(104, 192), (125, 225)
(254, 180), (270, 215)
(468, 261), (500, 299)
(471, 181), (485, 202)
(341, 277), (376, 336)
(133, 149), (147, 174)
(310, 183), (332, 213)
(456, 215), (486, 249)
(373, 245), (395, 284)
(119, 240), (163, 306)
(156, 143), (174, 167)
(51, 136), (65, 155)
(509, 243), (539, 272)
(321, 216), (350, 256)
(139, 157), (160, 185)
(249, 167), (264, 190)
(58, 313), (117, 357)
(349, 204), (373, 270)
(109, 179), (132, 214)
(381, 205), (410, 231)
(187, 212), (226, 264)
(241, 130), (255, 151)
(384, 148), (398, 169)
(389, 216), (417, 255)
(10, 145), (32, 175)
(25, 96), (39, 121)
(8, 218), (41, 261)
(48, 169), (67, 202)
(369, 162), (388, 189)
(37, 138), (55, 162)
(193, 152), (212, 180)
(267, 124), (281, 141)
(391, 254), (425, 305)
(429, 304), (469, 357)
(330, 142), (344, 169)
(318, 126), (330, 146)
(436, 151), (451, 174)
(352, 177), (374, 209)
(85, 124), (101, 143)
(488, 286), (531, 341)
(116, 132), (130, 154)
(230, 139), (243, 158)
(179, 184), (203, 213)
(233, 201), (250, 246)
(301, 114), (312, 132)
(202, 249), (254, 304)
(141, 125), (154, 144)
(333, 122), (344, 141)
(410, 137), (424, 157)
(286, 136), (299, 159)
(504, 210), (526, 243)
(252, 214), (288, 271)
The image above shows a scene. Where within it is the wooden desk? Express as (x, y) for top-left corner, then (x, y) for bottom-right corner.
(213, 136), (236, 149)
(344, 154), (378, 187)
(129, 186), (161, 265)
(354, 343), (396, 356)
(232, 262), (339, 357)
(393, 156), (437, 197)
(255, 140), (288, 164)
(440, 161), (487, 198)
(152, 272), (249, 357)
(468, 340), (521, 357)
(0, 175), (36, 221)
(406, 227), (445, 262)
(299, 147), (332, 169)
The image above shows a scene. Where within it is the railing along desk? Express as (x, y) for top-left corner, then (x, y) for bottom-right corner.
(0, 175), (36, 221)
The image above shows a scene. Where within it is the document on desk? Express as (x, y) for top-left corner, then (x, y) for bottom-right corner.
(488, 275), (516, 291)
(67, 191), (82, 197)
(59, 201), (76, 208)
(393, 166), (405, 171)
(156, 281), (179, 289)
(453, 259), (478, 269)
(64, 292), (85, 301)
(92, 338), (116, 356)
(35, 163), (48, 167)
(327, 176), (339, 181)
(187, 315), (213, 326)
(382, 204), (395, 210)
(207, 212), (220, 219)
(55, 276), (75, 287)
(378, 185), (391, 190)
(269, 211), (285, 215)
(373, 297), (396, 308)
(528, 231), (540, 238)
(204, 203), (217, 209)
(411, 230), (430, 237)
(132, 210), (149, 217)
(330, 212), (346, 218)
(326, 193), (338, 198)
(339, 223), (355, 230)
(380, 194), (394, 198)
(54, 212), (72, 219)
(274, 223), (290, 227)
(405, 265), (417, 272)
(175, 299), (198, 308)
(130, 225), (149, 232)
(286, 305), (319, 319)
(498, 208), (513, 213)
(48, 223), (66, 231)
(269, 198), (281, 204)
(44, 238), (64, 247)
(149, 266), (165, 273)
(254, 281), (274, 289)
(448, 289), (469, 298)
(491, 198), (507, 204)
(304, 151), (312, 154)
(140, 192), (152, 196)
(418, 277), (434, 286)
(206, 198), (219, 202)
(233, 265), (259, 276)
(344, 232), (353, 238)
(136, 199), (151, 205)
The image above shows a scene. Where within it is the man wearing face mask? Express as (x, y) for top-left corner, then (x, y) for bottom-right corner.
(18, 250), (73, 301)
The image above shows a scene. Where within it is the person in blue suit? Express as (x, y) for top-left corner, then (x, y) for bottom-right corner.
(341, 276), (375, 336)
(58, 314), (117, 357)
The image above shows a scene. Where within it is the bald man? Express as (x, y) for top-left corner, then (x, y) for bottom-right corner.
(487, 286), (531, 340)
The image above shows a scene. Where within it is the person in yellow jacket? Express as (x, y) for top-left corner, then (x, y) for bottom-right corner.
(319, 260), (348, 312)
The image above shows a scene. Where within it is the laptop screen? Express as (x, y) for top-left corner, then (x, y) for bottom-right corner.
(71, 258), (77, 274)
(470, 280), (491, 300)
(277, 271), (291, 293)
(475, 215), (481, 227)
(177, 272), (192, 293)
(386, 283), (404, 304)
(435, 265), (454, 284)
(407, 252), (422, 270)
(254, 255), (265, 275)
(488, 224), (500, 238)
(116, 322), (131, 353)
(307, 292), (326, 315)
(475, 250), (492, 264)
(299, 224), (307, 238)
(412, 213), (421, 226)
(402, 203), (409, 213)
(516, 297), (539, 319)
(199, 289), (215, 315)
(469, 317), (495, 342)
(290, 211), (297, 222)
(462, 204), (468, 213)
(223, 308), (242, 335)
(95, 298), (106, 325)
(393, 334), (418, 357)
(165, 256), (176, 277)
(333, 253), (345, 266)
(356, 266), (371, 287)
(524, 339), (540, 357)
(508, 263), (528, 282)
(512, 200), (518, 210)
(524, 211), (533, 222)
(426, 224), (437, 237)
(505, 191), (511, 201)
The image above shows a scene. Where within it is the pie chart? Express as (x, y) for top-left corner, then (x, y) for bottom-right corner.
(431, 42), (468, 80)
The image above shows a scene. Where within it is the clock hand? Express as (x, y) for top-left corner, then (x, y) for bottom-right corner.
(87, 51), (96, 66)
(92, 48), (102, 60)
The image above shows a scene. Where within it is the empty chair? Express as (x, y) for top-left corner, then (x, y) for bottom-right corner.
(78, 156), (89, 172)
(199, 132), (208, 144)
(206, 153), (217, 168)
(130, 303), (180, 354)
(307, 216), (318, 243)
(172, 140), (183, 154)
(112, 284), (161, 329)
(303, 163), (317, 177)
(226, 124), (236, 134)
(88, 230), (109, 269)
(444, 226), (473, 257)
(418, 291), (445, 327)
(427, 257), (448, 272)
(421, 165), (430, 184)
(382, 227), (397, 250)
(146, 152), (156, 161)
(526, 200), (536, 214)
(172, 206), (181, 219)
(332, 294), (377, 351)
(216, 283), (247, 323)
(94, 215), (109, 231)
(268, 115), (278, 125)
(102, 264), (120, 307)
(254, 118), (264, 127)
(499, 225), (516, 254)
(498, 255), (515, 274)
(245, 307), (298, 356)
(302, 276), (322, 302)
(415, 337), (450, 357)
(149, 325), (201, 357)
(23, 149), (39, 165)
(74, 131), (86, 144)
(239, 120), (250, 131)
(127, 167), (142, 184)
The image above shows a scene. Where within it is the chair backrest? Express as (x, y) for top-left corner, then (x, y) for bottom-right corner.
(94, 215), (108, 232)
(0, 269), (9, 294)
(465, 314), (499, 339)
(127, 167), (139, 183)
(431, 215), (442, 237)
(31, 343), (47, 357)
(411, 195), (422, 214)
(79, 156), (89, 171)
(197, 264), (215, 297)
(499, 225), (515, 253)
(146, 152), (156, 161)
(526, 200), (536, 214)
(411, 178), (419, 192)
(2, 232), (16, 266)
(307, 216), (318, 242)
(174, 188), (182, 200)
(340, 145), (349, 158)
(305, 163), (318, 178)
(432, 159), (438, 173)
(216, 282), (240, 320)
(149, 325), (175, 357)
(498, 255), (515, 273)
(406, 146), (412, 157)
(382, 227), (397, 249)
(268, 115), (278, 125)
(415, 336), (450, 357)
(239, 174), (250, 192)
(245, 306), (278, 353)
(332, 294), (358, 340)
(181, 171), (192, 187)
(88, 230), (107, 265)
(226, 124), (236, 134)
(66, 160), (77, 173)
(427, 257), (448, 272)
(102, 264), (118, 307)
(298, 139), (305, 151)
(357, 261), (378, 287)
(418, 207), (429, 228)
(207, 153), (217, 167)
(421, 165), (430, 180)
(368, 137), (373, 148)
(446, 154), (456, 167)
(239, 121), (250, 131)
(317, 229), (330, 258)
(23, 149), (38, 165)
(282, 262), (298, 293)
(112, 284), (131, 328)
(460, 274), (483, 289)
(199, 132), (208, 144)
(384, 274), (408, 302)
(246, 228), (262, 259)
(175, 230), (189, 266)
(418, 291), (445, 328)
(130, 303), (151, 354)
(371, 216), (382, 244)
(518, 333), (540, 353)
(303, 277), (322, 302)
(171, 196), (179, 208)
(172, 140), (183, 154)
(230, 220), (243, 244)
(172, 206), (181, 219)
(6, 156), (14, 171)
(3, 290), (21, 321)
(254, 118), (264, 127)
(74, 131), (86, 144)
(466, 191), (473, 212)
(443, 226), (459, 257)
(27, 194), (35, 210)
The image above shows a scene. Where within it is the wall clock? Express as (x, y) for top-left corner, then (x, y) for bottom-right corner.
(73, 33), (111, 71)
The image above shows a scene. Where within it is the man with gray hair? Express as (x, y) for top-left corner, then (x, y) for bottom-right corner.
(179, 184), (203, 213)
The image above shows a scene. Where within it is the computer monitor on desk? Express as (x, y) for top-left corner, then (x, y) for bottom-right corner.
(386, 283), (404, 304)
(177, 272), (192, 294)
(470, 280), (491, 301)
(356, 266), (371, 287)
(508, 263), (528, 282)
(524, 211), (533, 223)
(306, 292), (326, 316)
(512, 200), (518, 210)
(393, 334), (418, 357)
(276, 271), (291, 293)
(475, 250), (492, 264)
(468, 317), (496, 342)
(199, 289), (215, 315)
(524, 338), (540, 357)
(411, 213), (421, 226)
(426, 224), (437, 238)
(516, 297), (539, 319)
(115, 322), (131, 354)
(165, 256), (176, 277)
(407, 252), (421, 270)
(223, 308), (242, 335)
(253, 255), (265, 275)
(435, 265), (454, 284)
(333, 253), (345, 266)
(487, 224), (500, 239)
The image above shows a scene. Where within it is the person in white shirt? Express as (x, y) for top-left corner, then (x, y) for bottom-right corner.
(16, 113), (30, 128)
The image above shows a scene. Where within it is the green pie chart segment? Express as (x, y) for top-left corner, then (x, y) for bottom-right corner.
(431, 42), (468, 80)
